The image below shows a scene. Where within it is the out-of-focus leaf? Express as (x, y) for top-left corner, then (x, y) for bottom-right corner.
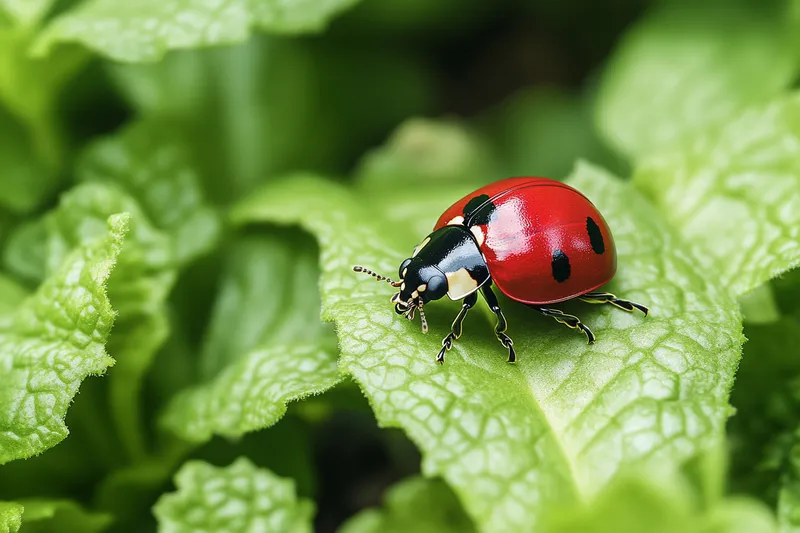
(539, 474), (776, 533)
(0, 274), (28, 329)
(739, 284), (780, 325)
(596, 4), (797, 159)
(77, 119), (221, 265)
(197, 232), (324, 378)
(486, 88), (618, 179)
(355, 117), (500, 189)
(0, 0), (55, 26)
(728, 319), (800, 506)
(0, 106), (53, 214)
(19, 499), (112, 533)
(0, 214), (127, 464)
(634, 93), (800, 296)
(232, 162), (743, 532)
(0, 502), (22, 533)
(33, 0), (362, 62)
(108, 36), (316, 203)
(161, 231), (340, 443)
(153, 458), (314, 533)
(338, 476), (475, 533)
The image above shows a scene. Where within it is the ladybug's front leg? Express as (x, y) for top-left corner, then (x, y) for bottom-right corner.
(436, 292), (478, 364)
(479, 284), (516, 364)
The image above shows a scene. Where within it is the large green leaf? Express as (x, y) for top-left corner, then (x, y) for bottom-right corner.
(338, 476), (476, 533)
(0, 213), (127, 464)
(231, 162), (743, 532)
(33, 0), (362, 62)
(595, 4), (797, 159)
(0, 502), (22, 533)
(152, 458), (314, 533)
(161, 232), (340, 443)
(634, 93), (800, 297)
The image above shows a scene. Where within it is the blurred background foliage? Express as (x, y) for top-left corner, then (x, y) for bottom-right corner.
(1, 0), (800, 531)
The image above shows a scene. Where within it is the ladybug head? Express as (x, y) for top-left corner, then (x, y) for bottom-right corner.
(351, 258), (449, 334)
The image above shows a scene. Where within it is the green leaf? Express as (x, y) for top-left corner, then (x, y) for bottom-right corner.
(153, 458), (314, 533)
(0, 274), (28, 328)
(355, 117), (500, 189)
(0, 0), (55, 26)
(197, 232), (325, 378)
(338, 476), (475, 533)
(107, 37), (317, 203)
(738, 284), (780, 325)
(161, 232), (341, 443)
(539, 474), (777, 533)
(19, 499), (112, 533)
(0, 213), (127, 464)
(728, 319), (800, 509)
(0, 106), (53, 214)
(634, 93), (800, 296)
(484, 88), (619, 180)
(0, 502), (23, 533)
(33, 0), (362, 63)
(76, 119), (221, 265)
(595, 4), (797, 159)
(231, 162), (743, 532)
(162, 341), (340, 443)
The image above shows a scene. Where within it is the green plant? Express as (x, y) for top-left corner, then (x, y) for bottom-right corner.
(1, 0), (799, 532)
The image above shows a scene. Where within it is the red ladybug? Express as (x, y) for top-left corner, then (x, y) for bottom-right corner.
(354, 177), (648, 364)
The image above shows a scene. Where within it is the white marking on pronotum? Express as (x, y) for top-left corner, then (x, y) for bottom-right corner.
(447, 215), (465, 226)
(445, 268), (478, 299)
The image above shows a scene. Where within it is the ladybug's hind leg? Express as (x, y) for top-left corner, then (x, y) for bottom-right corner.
(578, 292), (649, 316)
(479, 285), (516, 363)
(436, 292), (478, 364)
(531, 306), (595, 344)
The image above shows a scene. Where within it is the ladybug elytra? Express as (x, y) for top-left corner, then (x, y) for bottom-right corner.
(354, 177), (648, 364)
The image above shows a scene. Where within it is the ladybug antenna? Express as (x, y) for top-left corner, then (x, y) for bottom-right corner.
(418, 296), (428, 334)
(353, 265), (402, 287)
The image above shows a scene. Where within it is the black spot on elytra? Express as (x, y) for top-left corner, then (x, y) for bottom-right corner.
(586, 216), (605, 254)
(464, 194), (497, 226)
(551, 249), (571, 282)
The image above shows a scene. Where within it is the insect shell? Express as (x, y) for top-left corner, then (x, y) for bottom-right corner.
(354, 177), (648, 364)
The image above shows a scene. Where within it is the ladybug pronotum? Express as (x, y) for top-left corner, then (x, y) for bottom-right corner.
(354, 177), (648, 364)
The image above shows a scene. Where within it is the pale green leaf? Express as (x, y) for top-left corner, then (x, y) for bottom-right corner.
(355, 117), (500, 189)
(231, 162), (743, 532)
(634, 93), (800, 296)
(540, 474), (777, 533)
(338, 476), (475, 533)
(19, 499), (112, 533)
(77, 119), (221, 265)
(34, 0), (362, 63)
(162, 341), (341, 443)
(0, 274), (28, 329)
(0, 502), (22, 533)
(161, 232), (340, 443)
(0, 0), (55, 26)
(153, 458), (314, 533)
(739, 284), (780, 324)
(0, 213), (127, 464)
(595, 4), (797, 159)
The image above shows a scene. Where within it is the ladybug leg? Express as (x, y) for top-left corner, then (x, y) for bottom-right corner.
(436, 292), (478, 365)
(479, 285), (516, 364)
(578, 292), (649, 316)
(532, 307), (596, 344)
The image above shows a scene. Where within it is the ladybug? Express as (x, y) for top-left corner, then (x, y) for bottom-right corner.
(354, 177), (648, 364)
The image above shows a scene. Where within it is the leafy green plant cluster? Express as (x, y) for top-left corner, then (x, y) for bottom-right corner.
(1, 0), (800, 532)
